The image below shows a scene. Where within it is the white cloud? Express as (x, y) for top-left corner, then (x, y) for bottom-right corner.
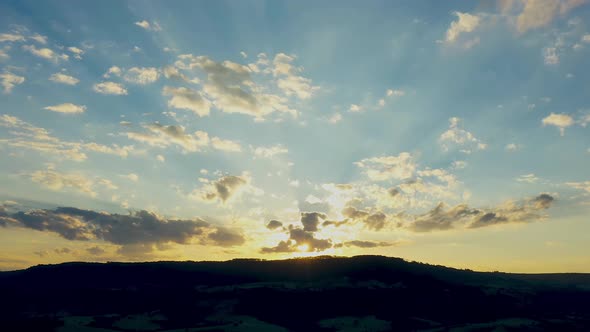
(211, 137), (242, 152)
(22, 44), (68, 62)
(43, 103), (86, 114)
(439, 117), (487, 153)
(49, 72), (79, 85)
(514, 0), (585, 33)
(103, 66), (122, 78)
(386, 89), (405, 97)
(349, 104), (362, 113)
(162, 86), (211, 117)
(505, 143), (522, 151)
(124, 67), (160, 85)
(134, 20), (162, 31)
(0, 114), (134, 160)
(30, 33), (47, 44)
(328, 112), (342, 124)
(175, 54), (299, 119)
(566, 181), (590, 193)
(0, 32), (25, 42)
(516, 173), (539, 183)
(156, 154), (165, 162)
(543, 47), (559, 65)
(542, 113), (574, 136)
(126, 123), (210, 153)
(253, 145), (288, 158)
(93, 81), (128, 95)
(29, 167), (97, 197)
(582, 34), (590, 43)
(445, 12), (481, 43)
(0, 72), (25, 93)
(122, 173), (139, 182)
(67, 46), (84, 59)
(355, 152), (416, 181)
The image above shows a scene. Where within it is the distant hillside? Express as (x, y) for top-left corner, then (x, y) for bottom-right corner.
(1, 255), (589, 331)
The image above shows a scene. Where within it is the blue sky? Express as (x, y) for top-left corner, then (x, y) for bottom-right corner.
(1, 0), (589, 271)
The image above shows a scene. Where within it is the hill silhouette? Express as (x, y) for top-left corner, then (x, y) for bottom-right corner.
(1, 255), (589, 331)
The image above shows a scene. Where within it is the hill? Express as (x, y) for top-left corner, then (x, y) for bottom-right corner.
(1, 255), (589, 331)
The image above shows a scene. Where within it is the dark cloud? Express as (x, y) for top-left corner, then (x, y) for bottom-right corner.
(200, 175), (248, 203)
(260, 226), (332, 253)
(54, 247), (73, 255)
(2, 207), (245, 254)
(342, 207), (387, 231)
(335, 240), (397, 248)
(207, 227), (245, 247)
(86, 246), (106, 256)
(300, 212), (326, 232)
(409, 193), (556, 232)
(266, 219), (283, 230)
(410, 203), (479, 232)
(322, 219), (348, 227)
(387, 188), (400, 197)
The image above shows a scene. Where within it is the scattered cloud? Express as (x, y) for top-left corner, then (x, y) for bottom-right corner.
(445, 12), (481, 43)
(355, 152), (416, 181)
(516, 173), (539, 183)
(439, 117), (487, 153)
(253, 145), (288, 158)
(49, 72), (79, 85)
(0, 71), (24, 93)
(542, 113), (574, 136)
(43, 103), (86, 114)
(124, 67), (160, 85)
(93, 81), (128, 95)
(162, 86), (211, 117)
(22, 44), (68, 62)
(134, 20), (162, 31)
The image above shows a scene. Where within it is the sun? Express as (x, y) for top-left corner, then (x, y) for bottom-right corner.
(296, 244), (309, 252)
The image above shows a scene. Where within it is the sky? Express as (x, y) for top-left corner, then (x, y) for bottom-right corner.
(1, 0), (589, 272)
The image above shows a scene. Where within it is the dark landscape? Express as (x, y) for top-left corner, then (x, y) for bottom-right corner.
(1, 255), (589, 331)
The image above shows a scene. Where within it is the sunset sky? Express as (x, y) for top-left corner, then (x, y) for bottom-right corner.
(1, 0), (589, 272)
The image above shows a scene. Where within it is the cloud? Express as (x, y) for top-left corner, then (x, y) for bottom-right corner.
(439, 117), (487, 153)
(135, 20), (162, 31)
(355, 152), (416, 181)
(543, 47), (559, 65)
(349, 104), (362, 113)
(43, 103), (86, 114)
(0, 207), (244, 254)
(266, 219), (283, 230)
(211, 137), (242, 152)
(0, 32), (25, 42)
(103, 66), (122, 78)
(516, 173), (539, 183)
(123, 173), (139, 182)
(67, 46), (84, 60)
(124, 67), (160, 85)
(175, 54), (298, 119)
(328, 112), (342, 124)
(207, 227), (245, 247)
(22, 44), (68, 62)
(445, 12), (481, 43)
(126, 123), (210, 152)
(253, 145), (288, 158)
(565, 181), (590, 193)
(0, 72), (24, 93)
(505, 143), (522, 151)
(162, 86), (211, 117)
(163, 66), (191, 82)
(513, 0), (586, 33)
(195, 175), (248, 203)
(49, 72), (79, 85)
(28, 167), (98, 197)
(30, 33), (47, 44)
(93, 81), (128, 95)
(542, 113), (574, 136)
(0, 114), (134, 160)
(335, 240), (397, 248)
(407, 193), (555, 232)
(342, 206), (387, 231)
(260, 226), (332, 253)
(300, 212), (326, 232)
